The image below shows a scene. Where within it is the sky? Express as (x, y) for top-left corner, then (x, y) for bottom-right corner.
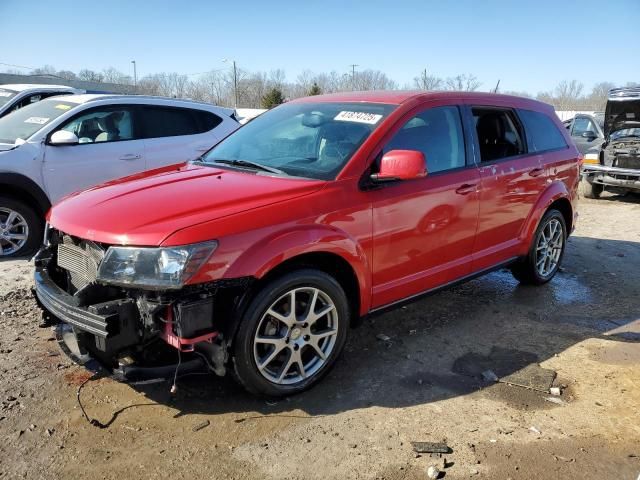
(1, 0), (639, 94)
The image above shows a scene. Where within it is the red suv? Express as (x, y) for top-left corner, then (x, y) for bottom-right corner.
(35, 91), (579, 396)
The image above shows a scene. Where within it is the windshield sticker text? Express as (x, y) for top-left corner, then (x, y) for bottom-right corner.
(24, 117), (49, 125)
(334, 111), (383, 125)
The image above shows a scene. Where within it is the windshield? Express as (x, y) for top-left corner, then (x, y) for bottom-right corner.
(0, 88), (18, 108)
(201, 102), (395, 180)
(610, 128), (640, 140)
(0, 98), (76, 144)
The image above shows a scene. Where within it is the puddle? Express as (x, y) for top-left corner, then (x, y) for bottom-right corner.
(460, 270), (593, 306)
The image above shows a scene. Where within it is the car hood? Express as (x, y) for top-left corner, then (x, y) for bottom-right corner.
(604, 96), (640, 137)
(48, 163), (325, 246)
(0, 143), (17, 152)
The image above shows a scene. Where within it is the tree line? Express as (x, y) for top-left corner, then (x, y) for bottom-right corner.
(5, 64), (637, 111)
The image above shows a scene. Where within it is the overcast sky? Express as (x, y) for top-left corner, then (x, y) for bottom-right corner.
(2, 0), (639, 94)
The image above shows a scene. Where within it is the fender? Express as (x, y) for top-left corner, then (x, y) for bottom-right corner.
(0, 171), (51, 215)
(519, 180), (570, 246)
(225, 224), (372, 315)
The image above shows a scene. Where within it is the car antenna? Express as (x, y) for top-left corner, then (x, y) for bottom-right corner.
(493, 80), (500, 93)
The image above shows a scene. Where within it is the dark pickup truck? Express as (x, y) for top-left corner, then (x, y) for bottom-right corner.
(581, 87), (640, 198)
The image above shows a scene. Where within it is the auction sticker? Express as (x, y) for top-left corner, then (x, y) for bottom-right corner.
(55, 104), (71, 110)
(0, 91), (12, 97)
(24, 117), (49, 124)
(335, 111), (383, 124)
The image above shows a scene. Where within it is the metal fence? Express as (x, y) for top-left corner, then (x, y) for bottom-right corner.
(0, 73), (135, 94)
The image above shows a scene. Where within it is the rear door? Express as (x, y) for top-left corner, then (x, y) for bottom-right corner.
(43, 105), (145, 203)
(139, 106), (225, 168)
(465, 105), (546, 272)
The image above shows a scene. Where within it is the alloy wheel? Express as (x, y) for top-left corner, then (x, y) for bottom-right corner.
(0, 208), (29, 256)
(534, 218), (564, 277)
(253, 286), (339, 385)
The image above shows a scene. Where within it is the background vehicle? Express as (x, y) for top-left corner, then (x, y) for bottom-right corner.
(0, 94), (239, 257)
(0, 84), (82, 118)
(581, 87), (640, 198)
(35, 91), (579, 397)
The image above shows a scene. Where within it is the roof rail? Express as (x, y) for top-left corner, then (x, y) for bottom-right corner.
(83, 94), (220, 107)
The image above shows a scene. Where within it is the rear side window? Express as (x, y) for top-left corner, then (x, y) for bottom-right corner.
(383, 106), (466, 173)
(140, 106), (221, 139)
(570, 116), (598, 138)
(472, 108), (525, 162)
(519, 109), (568, 152)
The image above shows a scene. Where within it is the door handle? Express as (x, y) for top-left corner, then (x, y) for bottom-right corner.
(455, 183), (477, 195)
(529, 167), (544, 177)
(119, 154), (141, 161)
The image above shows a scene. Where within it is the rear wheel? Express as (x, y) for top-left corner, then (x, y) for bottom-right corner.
(0, 197), (42, 258)
(511, 209), (566, 285)
(582, 180), (603, 199)
(232, 269), (349, 397)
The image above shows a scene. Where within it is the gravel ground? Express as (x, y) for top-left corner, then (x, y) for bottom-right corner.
(0, 194), (639, 480)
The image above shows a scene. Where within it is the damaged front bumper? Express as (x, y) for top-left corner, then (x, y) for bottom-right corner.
(33, 245), (245, 382)
(582, 164), (640, 191)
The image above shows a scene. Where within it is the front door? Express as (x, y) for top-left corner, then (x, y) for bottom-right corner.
(370, 104), (480, 308)
(43, 105), (145, 203)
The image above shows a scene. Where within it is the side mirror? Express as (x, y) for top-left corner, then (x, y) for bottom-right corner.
(581, 131), (598, 140)
(371, 150), (427, 182)
(49, 130), (79, 146)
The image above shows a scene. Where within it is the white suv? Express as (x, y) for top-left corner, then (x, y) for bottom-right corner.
(0, 94), (239, 257)
(0, 84), (83, 118)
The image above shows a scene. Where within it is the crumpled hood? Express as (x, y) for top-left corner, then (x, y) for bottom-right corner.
(49, 163), (325, 246)
(604, 93), (640, 137)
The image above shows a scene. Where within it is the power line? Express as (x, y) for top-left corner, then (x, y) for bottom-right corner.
(0, 61), (38, 71)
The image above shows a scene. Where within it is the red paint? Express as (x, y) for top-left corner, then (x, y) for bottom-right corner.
(48, 91), (580, 317)
(159, 307), (218, 352)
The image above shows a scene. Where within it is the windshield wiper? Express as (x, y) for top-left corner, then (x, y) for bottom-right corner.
(211, 159), (287, 175)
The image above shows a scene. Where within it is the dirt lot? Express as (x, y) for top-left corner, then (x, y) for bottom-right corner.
(1, 194), (639, 480)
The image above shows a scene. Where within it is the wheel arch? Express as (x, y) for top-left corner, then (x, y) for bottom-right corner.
(520, 180), (573, 247)
(0, 172), (51, 217)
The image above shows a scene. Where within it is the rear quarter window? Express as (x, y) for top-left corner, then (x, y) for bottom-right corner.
(518, 109), (567, 152)
(140, 106), (222, 139)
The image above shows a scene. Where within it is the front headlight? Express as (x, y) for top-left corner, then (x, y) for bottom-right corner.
(96, 241), (218, 290)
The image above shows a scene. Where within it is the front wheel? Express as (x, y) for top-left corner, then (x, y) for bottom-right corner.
(511, 209), (566, 285)
(232, 269), (349, 397)
(0, 197), (42, 258)
(582, 180), (603, 199)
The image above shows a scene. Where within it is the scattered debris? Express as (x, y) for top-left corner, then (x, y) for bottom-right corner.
(529, 426), (541, 435)
(376, 333), (391, 342)
(553, 455), (575, 463)
(481, 370), (499, 382)
(411, 441), (452, 454)
(550, 386), (562, 396)
(409, 329), (417, 335)
(192, 420), (210, 432)
(470, 468), (479, 476)
(426, 465), (440, 479)
(545, 397), (565, 405)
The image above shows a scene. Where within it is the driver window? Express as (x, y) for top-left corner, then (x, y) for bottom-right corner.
(60, 108), (134, 144)
(383, 106), (466, 173)
(571, 117), (596, 137)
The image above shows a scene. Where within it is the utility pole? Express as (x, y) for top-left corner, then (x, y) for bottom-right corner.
(131, 60), (137, 92)
(224, 58), (238, 108)
(233, 60), (238, 108)
(350, 64), (358, 91)
(422, 68), (428, 90)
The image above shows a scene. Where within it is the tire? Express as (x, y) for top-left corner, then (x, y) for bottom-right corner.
(232, 269), (350, 397)
(510, 209), (566, 285)
(0, 196), (42, 258)
(582, 181), (603, 199)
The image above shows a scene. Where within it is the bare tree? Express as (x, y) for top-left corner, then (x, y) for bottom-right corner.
(445, 74), (481, 91)
(78, 69), (104, 83)
(588, 81), (616, 111)
(414, 69), (443, 90)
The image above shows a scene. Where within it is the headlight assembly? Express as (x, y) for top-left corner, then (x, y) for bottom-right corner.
(96, 241), (218, 290)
